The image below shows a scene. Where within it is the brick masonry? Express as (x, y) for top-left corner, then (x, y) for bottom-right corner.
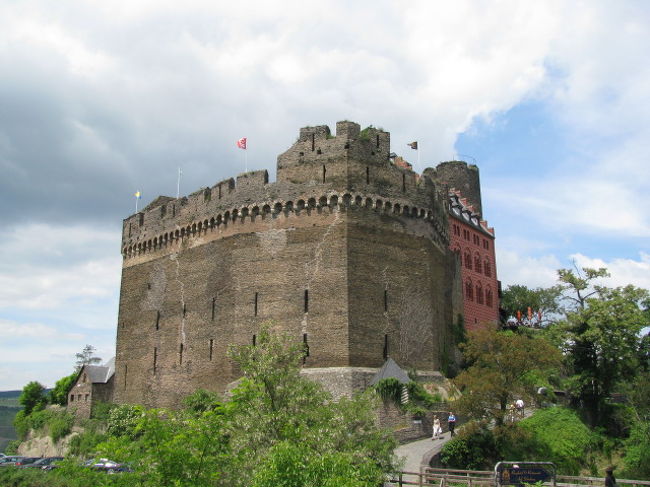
(112, 121), (491, 409)
(448, 188), (500, 330)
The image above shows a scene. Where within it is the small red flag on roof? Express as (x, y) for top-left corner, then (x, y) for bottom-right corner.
(236, 137), (247, 150)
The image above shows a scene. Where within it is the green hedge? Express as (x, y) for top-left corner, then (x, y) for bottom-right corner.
(13, 408), (74, 442)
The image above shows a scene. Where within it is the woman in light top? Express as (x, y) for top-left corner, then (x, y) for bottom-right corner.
(432, 416), (442, 439)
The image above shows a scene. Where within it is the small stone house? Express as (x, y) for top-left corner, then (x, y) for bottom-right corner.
(67, 358), (115, 419)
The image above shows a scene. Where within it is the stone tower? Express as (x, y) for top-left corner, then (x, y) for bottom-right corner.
(432, 161), (483, 217)
(114, 121), (462, 408)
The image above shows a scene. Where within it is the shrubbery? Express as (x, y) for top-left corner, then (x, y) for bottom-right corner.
(106, 404), (145, 438)
(518, 406), (597, 474)
(0, 464), (133, 487)
(68, 429), (108, 457)
(622, 421), (650, 479)
(439, 421), (496, 469)
(87, 325), (398, 487)
(440, 407), (598, 474)
(13, 408), (74, 442)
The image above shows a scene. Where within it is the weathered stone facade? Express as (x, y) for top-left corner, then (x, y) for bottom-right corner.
(67, 360), (115, 419)
(113, 121), (482, 408)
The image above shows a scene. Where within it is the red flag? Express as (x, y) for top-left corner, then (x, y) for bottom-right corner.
(237, 137), (247, 150)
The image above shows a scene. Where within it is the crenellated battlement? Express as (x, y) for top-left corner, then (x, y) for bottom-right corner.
(122, 121), (451, 255)
(121, 190), (450, 264)
(431, 160), (483, 217)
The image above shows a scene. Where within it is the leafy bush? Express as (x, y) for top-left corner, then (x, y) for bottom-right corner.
(4, 439), (20, 454)
(19, 381), (47, 415)
(374, 378), (402, 404)
(49, 373), (78, 406)
(622, 421), (650, 480)
(518, 407), (596, 474)
(48, 410), (74, 442)
(0, 463), (134, 486)
(13, 409), (29, 440)
(13, 408), (74, 442)
(403, 403), (427, 418)
(406, 381), (441, 408)
(106, 404), (145, 438)
(68, 429), (108, 457)
(439, 421), (495, 469)
(250, 440), (384, 487)
(182, 388), (221, 414)
(91, 401), (115, 421)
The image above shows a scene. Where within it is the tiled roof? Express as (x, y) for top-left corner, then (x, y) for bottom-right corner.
(370, 358), (411, 385)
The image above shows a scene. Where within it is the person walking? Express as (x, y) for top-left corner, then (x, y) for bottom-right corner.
(515, 399), (525, 418)
(448, 412), (457, 437)
(605, 466), (617, 487)
(432, 416), (442, 440)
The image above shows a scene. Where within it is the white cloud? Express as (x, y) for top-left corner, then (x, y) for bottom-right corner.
(496, 249), (561, 288)
(0, 223), (119, 389)
(571, 252), (650, 290)
(0, 319), (82, 340)
(0, 224), (121, 310)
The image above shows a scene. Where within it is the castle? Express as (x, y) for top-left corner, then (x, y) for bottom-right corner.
(69, 121), (498, 413)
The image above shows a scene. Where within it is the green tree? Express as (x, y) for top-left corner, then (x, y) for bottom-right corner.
(626, 370), (650, 423)
(18, 381), (47, 415)
(222, 325), (397, 486)
(98, 323), (398, 487)
(75, 344), (102, 371)
(49, 372), (78, 406)
(182, 388), (221, 414)
(453, 326), (562, 426)
(100, 406), (228, 487)
(554, 266), (650, 427)
(622, 421), (650, 480)
(500, 284), (564, 326)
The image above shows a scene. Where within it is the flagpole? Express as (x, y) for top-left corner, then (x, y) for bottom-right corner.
(417, 142), (421, 173)
(177, 168), (182, 199)
(135, 196), (139, 213)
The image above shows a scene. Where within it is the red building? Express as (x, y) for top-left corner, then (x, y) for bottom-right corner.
(448, 190), (499, 330)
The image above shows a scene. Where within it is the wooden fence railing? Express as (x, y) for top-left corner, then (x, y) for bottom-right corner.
(386, 468), (650, 487)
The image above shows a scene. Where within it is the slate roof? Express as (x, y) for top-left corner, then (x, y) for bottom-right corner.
(82, 357), (115, 384)
(369, 358), (411, 386)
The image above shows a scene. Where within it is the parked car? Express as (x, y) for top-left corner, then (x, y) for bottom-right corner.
(0, 456), (25, 466)
(84, 458), (133, 474)
(13, 457), (41, 467)
(20, 456), (64, 469)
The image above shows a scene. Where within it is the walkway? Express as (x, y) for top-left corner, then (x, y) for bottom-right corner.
(395, 430), (454, 473)
(395, 407), (534, 474)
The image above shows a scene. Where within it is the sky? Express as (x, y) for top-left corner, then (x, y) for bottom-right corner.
(1, 1), (649, 390)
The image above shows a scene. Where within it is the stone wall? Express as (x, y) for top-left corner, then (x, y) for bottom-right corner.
(67, 374), (93, 419)
(113, 121), (463, 409)
(377, 401), (433, 444)
(432, 161), (483, 217)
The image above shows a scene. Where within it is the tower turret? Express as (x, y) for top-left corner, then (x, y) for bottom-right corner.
(432, 161), (483, 217)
